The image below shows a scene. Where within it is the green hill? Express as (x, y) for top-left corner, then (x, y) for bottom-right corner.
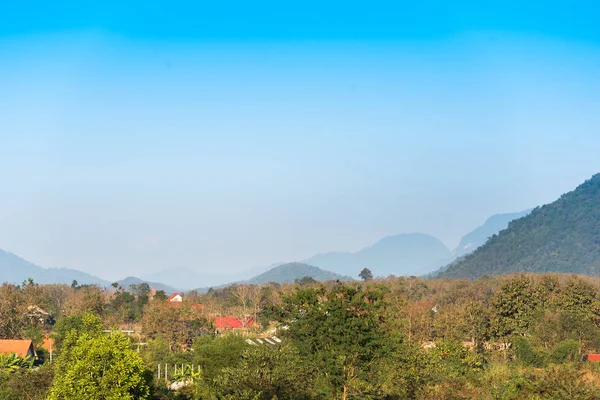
(246, 262), (352, 285)
(438, 173), (600, 279)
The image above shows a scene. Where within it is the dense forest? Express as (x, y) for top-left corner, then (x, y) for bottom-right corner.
(440, 174), (600, 278)
(1, 272), (600, 399)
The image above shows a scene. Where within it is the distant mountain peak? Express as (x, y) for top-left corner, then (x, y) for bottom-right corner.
(303, 232), (452, 277)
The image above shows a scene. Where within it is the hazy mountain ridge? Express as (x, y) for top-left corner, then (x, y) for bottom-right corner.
(0, 249), (110, 286)
(303, 233), (453, 277)
(116, 276), (179, 294)
(142, 263), (285, 290)
(453, 209), (532, 258)
(0, 249), (181, 292)
(0, 201), (561, 289)
(439, 174), (600, 278)
(245, 262), (352, 285)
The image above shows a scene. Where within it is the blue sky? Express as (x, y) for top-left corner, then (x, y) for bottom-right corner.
(1, 1), (600, 279)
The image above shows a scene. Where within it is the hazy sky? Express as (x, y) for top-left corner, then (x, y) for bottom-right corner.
(1, 1), (600, 280)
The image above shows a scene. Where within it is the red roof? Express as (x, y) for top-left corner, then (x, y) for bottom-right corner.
(0, 340), (36, 358)
(166, 293), (183, 302)
(588, 354), (600, 362)
(213, 316), (256, 329)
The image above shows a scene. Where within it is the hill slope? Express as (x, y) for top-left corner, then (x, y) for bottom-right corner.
(245, 262), (352, 285)
(453, 209), (532, 258)
(439, 174), (600, 278)
(0, 249), (110, 286)
(303, 233), (452, 277)
(117, 276), (179, 294)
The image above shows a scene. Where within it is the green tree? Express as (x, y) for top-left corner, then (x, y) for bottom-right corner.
(0, 364), (53, 400)
(295, 276), (318, 286)
(210, 344), (315, 400)
(48, 313), (151, 400)
(490, 275), (539, 339)
(374, 342), (430, 399)
(277, 282), (388, 400)
(153, 290), (168, 302)
(359, 268), (373, 281)
(556, 277), (600, 325)
(191, 335), (247, 383)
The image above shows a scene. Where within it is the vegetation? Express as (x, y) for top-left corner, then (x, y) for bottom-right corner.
(359, 267), (373, 281)
(48, 313), (151, 399)
(0, 272), (600, 398)
(440, 173), (600, 278)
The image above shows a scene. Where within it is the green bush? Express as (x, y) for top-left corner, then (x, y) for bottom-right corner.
(511, 337), (546, 367)
(549, 340), (580, 364)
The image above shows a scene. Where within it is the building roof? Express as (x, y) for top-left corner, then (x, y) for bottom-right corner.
(166, 293), (183, 302)
(41, 337), (55, 352)
(214, 316), (254, 329)
(0, 340), (35, 358)
(214, 316), (244, 329)
(588, 354), (600, 362)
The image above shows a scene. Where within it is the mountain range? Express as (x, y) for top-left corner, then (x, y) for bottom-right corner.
(0, 250), (178, 293)
(0, 198), (541, 289)
(0, 249), (110, 287)
(438, 174), (600, 278)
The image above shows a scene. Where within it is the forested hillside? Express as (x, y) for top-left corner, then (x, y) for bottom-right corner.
(440, 174), (600, 279)
(453, 209), (531, 258)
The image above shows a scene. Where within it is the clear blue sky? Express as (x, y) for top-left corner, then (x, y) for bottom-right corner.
(1, 1), (599, 280)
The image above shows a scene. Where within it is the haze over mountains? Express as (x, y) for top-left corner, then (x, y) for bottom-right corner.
(0, 249), (178, 293)
(452, 210), (532, 258)
(303, 233), (453, 277)
(0, 201), (536, 289)
(439, 174), (600, 279)
(0, 249), (110, 287)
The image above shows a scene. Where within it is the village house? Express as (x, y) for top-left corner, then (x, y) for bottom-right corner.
(0, 340), (37, 359)
(167, 293), (183, 302)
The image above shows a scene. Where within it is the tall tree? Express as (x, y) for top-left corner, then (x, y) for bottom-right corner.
(359, 268), (374, 281)
(48, 313), (151, 400)
(277, 282), (388, 400)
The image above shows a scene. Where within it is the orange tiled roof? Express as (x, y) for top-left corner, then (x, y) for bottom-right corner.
(41, 338), (55, 352)
(0, 340), (35, 358)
